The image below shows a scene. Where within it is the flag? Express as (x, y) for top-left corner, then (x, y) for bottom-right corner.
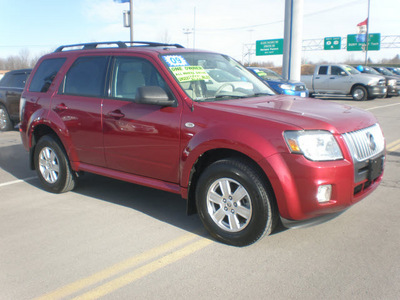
(113, 0), (130, 3)
(356, 18), (368, 43)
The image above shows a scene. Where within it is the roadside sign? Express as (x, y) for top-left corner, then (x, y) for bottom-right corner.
(324, 37), (341, 50)
(256, 39), (284, 56)
(347, 33), (381, 51)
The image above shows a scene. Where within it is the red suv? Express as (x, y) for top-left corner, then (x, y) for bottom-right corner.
(20, 42), (385, 246)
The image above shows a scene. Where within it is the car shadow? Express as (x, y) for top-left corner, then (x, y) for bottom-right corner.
(0, 143), (36, 179)
(73, 172), (207, 238)
(0, 142), (288, 241)
(0, 143), (209, 239)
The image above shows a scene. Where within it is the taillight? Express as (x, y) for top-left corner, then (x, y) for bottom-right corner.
(19, 97), (26, 123)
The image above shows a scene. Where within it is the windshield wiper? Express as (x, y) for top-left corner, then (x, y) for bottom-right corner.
(251, 92), (274, 97)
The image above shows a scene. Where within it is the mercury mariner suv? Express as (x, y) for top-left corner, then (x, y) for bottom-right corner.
(20, 42), (385, 246)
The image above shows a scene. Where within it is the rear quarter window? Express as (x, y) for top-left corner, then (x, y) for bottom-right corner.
(29, 58), (66, 93)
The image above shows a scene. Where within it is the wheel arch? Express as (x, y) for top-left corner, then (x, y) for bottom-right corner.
(185, 148), (277, 216)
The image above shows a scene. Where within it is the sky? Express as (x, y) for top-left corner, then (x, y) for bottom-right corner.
(0, 0), (399, 66)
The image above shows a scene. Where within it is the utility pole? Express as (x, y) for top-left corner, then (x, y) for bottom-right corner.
(365, 0), (371, 65)
(129, 0), (134, 42)
(282, 0), (304, 81)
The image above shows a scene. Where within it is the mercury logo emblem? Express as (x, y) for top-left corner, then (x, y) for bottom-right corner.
(366, 132), (376, 151)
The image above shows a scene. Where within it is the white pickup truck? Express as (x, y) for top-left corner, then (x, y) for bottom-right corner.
(301, 64), (387, 100)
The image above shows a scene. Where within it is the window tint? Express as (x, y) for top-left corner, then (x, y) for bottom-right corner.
(331, 66), (343, 76)
(111, 57), (173, 100)
(30, 58), (66, 93)
(318, 66), (328, 75)
(10, 73), (29, 88)
(63, 56), (108, 97)
(0, 74), (11, 87)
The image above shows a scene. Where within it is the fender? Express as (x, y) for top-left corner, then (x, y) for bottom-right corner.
(179, 123), (284, 188)
(27, 107), (80, 166)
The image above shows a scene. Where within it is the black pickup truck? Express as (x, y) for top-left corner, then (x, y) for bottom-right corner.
(0, 69), (31, 131)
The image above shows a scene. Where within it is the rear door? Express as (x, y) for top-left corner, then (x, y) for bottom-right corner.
(53, 55), (109, 167)
(313, 66), (332, 93)
(102, 56), (181, 182)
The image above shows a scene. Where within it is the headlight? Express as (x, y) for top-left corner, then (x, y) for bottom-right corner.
(284, 130), (343, 161)
(388, 79), (396, 86)
(279, 84), (292, 90)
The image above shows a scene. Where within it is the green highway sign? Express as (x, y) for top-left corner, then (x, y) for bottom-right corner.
(256, 39), (284, 56)
(347, 33), (381, 51)
(324, 37), (341, 50)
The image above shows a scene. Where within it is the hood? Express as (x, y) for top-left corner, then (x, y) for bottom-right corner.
(264, 78), (305, 86)
(356, 73), (384, 82)
(199, 95), (377, 134)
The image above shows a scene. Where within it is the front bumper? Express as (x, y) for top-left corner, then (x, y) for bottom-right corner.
(387, 85), (400, 96)
(367, 85), (387, 98)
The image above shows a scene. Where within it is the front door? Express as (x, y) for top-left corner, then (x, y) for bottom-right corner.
(102, 56), (181, 183)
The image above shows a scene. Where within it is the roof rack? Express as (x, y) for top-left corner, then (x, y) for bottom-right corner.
(54, 41), (184, 52)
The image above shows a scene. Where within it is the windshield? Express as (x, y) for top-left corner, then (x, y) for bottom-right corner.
(250, 68), (283, 80)
(344, 65), (360, 75)
(377, 67), (394, 76)
(363, 67), (381, 75)
(161, 52), (275, 101)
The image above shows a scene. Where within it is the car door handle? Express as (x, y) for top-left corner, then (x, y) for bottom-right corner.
(107, 110), (125, 119)
(330, 77), (336, 79)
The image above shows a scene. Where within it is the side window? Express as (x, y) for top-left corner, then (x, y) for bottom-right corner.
(63, 56), (108, 97)
(318, 66), (328, 75)
(7, 73), (29, 88)
(30, 58), (66, 93)
(331, 66), (343, 76)
(111, 57), (173, 100)
(0, 74), (11, 87)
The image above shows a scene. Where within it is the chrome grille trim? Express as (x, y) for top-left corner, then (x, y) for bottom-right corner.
(342, 124), (385, 162)
(378, 79), (386, 86)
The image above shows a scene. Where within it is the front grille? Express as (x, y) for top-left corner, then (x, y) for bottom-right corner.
(342, 124), (385, 162)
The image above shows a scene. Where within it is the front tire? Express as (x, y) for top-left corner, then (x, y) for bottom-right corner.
(196, 158), (278, 246)
(0, 105), (13, 131)
(352, 85), (368, 101)
(34, 135), (76, 193)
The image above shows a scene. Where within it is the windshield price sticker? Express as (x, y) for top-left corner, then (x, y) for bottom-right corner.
(255, 70), (267, 77)
(163, 55), (189, 67)
(170, 66), (212, 82)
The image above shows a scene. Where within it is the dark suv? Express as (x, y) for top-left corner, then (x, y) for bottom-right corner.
(20, 42), (385, 246)
(0, 68), (31, 131)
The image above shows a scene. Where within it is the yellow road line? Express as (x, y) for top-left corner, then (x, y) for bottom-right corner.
(36, 233), (199, 300)
(72, 238), (212, 300)
(387, 139), (400, 152)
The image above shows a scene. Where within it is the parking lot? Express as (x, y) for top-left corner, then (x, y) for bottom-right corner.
(1, 96), (399, 299)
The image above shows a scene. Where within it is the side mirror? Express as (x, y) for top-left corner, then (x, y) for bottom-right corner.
(340, 71), (347, 76)
(135, 86), (175, 106)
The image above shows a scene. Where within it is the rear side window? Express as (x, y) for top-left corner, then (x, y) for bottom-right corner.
(318, 66), (328, 75)
(62, 56), (108, 97)
(0, 72), (29, 88)
(29, 58), (66, 93)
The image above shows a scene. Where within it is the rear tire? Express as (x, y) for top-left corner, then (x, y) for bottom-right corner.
(195, 158), (278, 246)
(0, 105), (13, 131)
(34, 135), (77, 193)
